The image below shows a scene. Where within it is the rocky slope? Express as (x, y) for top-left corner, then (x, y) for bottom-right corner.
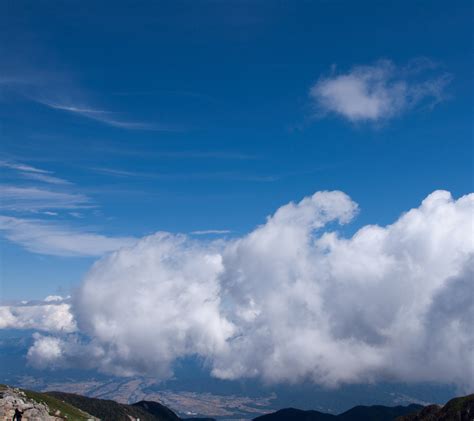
(0, 384), (96, 420)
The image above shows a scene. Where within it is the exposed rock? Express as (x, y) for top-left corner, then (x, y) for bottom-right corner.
(0, 385), (63, 420)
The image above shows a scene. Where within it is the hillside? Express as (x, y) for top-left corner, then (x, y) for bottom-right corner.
(253, 403), (423, 421)
(395, 394), (474, 420)
(47, 391), (216, 421)
(47, 391), (179, 421)
(0, 384), (97, 420)
(253, 395), (474, 421)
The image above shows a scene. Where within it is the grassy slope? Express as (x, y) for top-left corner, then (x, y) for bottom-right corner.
(47, 391), (160, 421)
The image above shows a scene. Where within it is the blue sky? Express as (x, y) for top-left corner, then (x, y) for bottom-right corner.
(0, 0), (472, 299)
(0, 1), (473, 407)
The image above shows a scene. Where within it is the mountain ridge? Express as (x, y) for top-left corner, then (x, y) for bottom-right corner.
(1, 384), (473, 421)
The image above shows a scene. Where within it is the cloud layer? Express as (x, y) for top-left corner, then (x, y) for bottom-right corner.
(22, 190), (474, 389)
(310, 59), (451, 122)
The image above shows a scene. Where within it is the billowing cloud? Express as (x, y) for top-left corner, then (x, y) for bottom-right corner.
(310, 59), (451, 122)
(0, 298), (76, 333)
(27, 334), (66, 369)
(24, 190), (474, 390)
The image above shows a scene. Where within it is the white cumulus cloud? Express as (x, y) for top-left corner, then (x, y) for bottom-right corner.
(25, 190), (474, 390)
(310, 59), (451, 122)
(0, 299), (76, 333)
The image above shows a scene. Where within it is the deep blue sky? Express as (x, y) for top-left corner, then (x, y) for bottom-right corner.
(0, 0), (472, 300)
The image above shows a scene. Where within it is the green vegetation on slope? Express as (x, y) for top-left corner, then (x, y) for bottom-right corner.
(23, 388), (95, 421)
(47, 391), (176, 421)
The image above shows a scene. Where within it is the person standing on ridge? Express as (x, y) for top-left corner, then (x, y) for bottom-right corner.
(13, 408), (23, 421)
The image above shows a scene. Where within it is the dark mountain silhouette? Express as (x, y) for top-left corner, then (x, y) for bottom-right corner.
(395, 394), (474, 421)
(338, 404), (424, 420)
(132, 400), (181, 420)
(254, 407), (336, 420)
(253, 403), (423, 421)
(254, 394), (474, 421)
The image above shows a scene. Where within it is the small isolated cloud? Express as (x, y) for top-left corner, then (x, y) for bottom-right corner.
(27, 334), (65, 369)
(310, 59), (451, 122)
(0, 215), (136, 257)
(24, 190), (474, 391)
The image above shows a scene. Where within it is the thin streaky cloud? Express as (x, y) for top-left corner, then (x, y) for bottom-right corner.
(34, 98), (179, 131)
(90, 146), (258, 161)
(19, 171), (73, 185)
(90, 167), (142, 177)
(1, 160), (72, 185)
(1, 74), (179, 131)
(0, 160), (51, 174)
(42, 211), (58, 216)
(40, 103), (110, 114)
(155, 151), (258, 160)
(0, 185), (93, 212)
(0, 215), (136, 257)
(191, 230), (232, 235)
(91, 167), (279, 182)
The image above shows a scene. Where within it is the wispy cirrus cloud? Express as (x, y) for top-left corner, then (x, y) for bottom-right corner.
(18, 172), (73, 185)
(35, 99), (168, 131)
(0, 185), (91, 212)
(0, 215), (136, 257)
(310, 58), (451, 123)
(0, 161), (50, 174)
(191, 229), (232, 235)
(0, 72), (176, 131)
(90, 146), (258, 160)
(0, 160), (135, 257)
(91, 167), (279, 182)
(0, 160), (72, 185)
